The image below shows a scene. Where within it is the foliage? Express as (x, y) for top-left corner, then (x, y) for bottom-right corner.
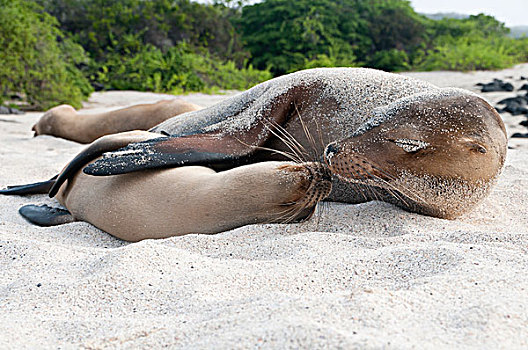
(90, 43), (271, 93)
(36, 0), (248, 64)
(415, 36), (517, 71)
(0, 0), (92, 109)
(237, 0), (427, 73)
(237, 0), (358, 75)
(2, 0), (528, 110)
(416, 14), (528, 71)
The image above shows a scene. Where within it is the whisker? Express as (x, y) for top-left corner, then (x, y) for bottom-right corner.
(294, 102), (319, 159)
(261, 116), (307, 153)
(263, 123), (307, 162)
(355, 164), (405, 205)
(352, 169), (378, 201)
(234, 137), (303, 163)
(358, 164), (429, 207)
(274, 204), (305, 223)
(313, 117), (326, 154)
(268, 118), (308, 154)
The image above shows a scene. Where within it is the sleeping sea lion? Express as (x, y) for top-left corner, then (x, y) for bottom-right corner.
(2, 68), (507, 229)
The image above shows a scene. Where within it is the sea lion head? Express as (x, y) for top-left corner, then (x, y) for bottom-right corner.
(32, 104), (77, 137)
(324, 89), (507, 219)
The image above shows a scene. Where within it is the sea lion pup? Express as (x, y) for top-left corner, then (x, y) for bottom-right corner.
(17, 160), (331, 241)
(3, 68), (507, 220)
(32, 99), (202, 143)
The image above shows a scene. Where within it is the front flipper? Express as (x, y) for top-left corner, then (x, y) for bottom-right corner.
(84, 79), (309, 177)
(48, 130), (162, 198)
(84, 132), (254, 176)
(19, 204), (75, 226)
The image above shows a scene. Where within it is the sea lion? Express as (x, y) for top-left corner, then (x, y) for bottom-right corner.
(2, 68), (507, 224)
(32, 99), (201, 143)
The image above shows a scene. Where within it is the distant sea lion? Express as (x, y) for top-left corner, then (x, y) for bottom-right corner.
(2, 68), (507, 231)
(32, 99), (201, 143)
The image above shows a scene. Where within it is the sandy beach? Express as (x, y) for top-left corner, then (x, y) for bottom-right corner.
(1, 66), (527, 348)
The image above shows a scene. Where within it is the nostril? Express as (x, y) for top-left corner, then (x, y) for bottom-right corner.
(325, 143), (340, 157)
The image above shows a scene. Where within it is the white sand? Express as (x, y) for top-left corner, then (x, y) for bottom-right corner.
(1, 66), (528, 348)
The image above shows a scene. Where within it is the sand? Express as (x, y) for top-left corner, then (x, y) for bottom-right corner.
(1, 65), (527, 349)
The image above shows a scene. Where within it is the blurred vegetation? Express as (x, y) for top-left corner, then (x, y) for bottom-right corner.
(1, 0), (527, 109)
(0, 0), (92, 109)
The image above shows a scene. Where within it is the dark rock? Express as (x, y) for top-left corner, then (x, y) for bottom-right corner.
(511, 133), (528, 138)
(0, 106), (24, 115)
(520, 120), (528, 127)
(521, 76), (528, 80)
(478, 79), (514, 92)
(496, 95), (528, 115)
(504, 104), (528, 116)
(497, 96), (527, 105)
(519, 84), (528, 91)
(9, 107), (23, 115)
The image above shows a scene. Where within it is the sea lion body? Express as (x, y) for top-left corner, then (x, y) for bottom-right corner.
(88, 68), (504, 218)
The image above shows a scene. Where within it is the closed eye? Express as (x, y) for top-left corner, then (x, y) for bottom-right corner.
(391, 138), (430, 153)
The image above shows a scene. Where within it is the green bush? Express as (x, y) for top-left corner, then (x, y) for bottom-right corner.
(368, 49), (410, 71)
(0, 0), (92, 109)
(90, 43), (272, 93)
(206, 60), (273, 90)
(415, 36), (520, 71)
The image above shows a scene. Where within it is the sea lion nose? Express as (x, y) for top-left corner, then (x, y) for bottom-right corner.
(325, 143), (340, 157)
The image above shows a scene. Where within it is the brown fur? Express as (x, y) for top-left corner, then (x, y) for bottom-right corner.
(32, 99), (201, 143)
(55, 161), (331, 241)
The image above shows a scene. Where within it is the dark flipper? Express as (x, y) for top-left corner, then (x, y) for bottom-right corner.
(84, 98), (296, 176)
(48, 131), (162, 198)
(0, 175), (57, 196)
(84, 133), (252, 176)
(19, 204), (75, 226)
(56, 82), (302, 187)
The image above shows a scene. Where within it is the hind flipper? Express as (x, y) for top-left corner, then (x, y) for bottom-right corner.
(0, 175), (57, 196)
(19, 204), (76, 226)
